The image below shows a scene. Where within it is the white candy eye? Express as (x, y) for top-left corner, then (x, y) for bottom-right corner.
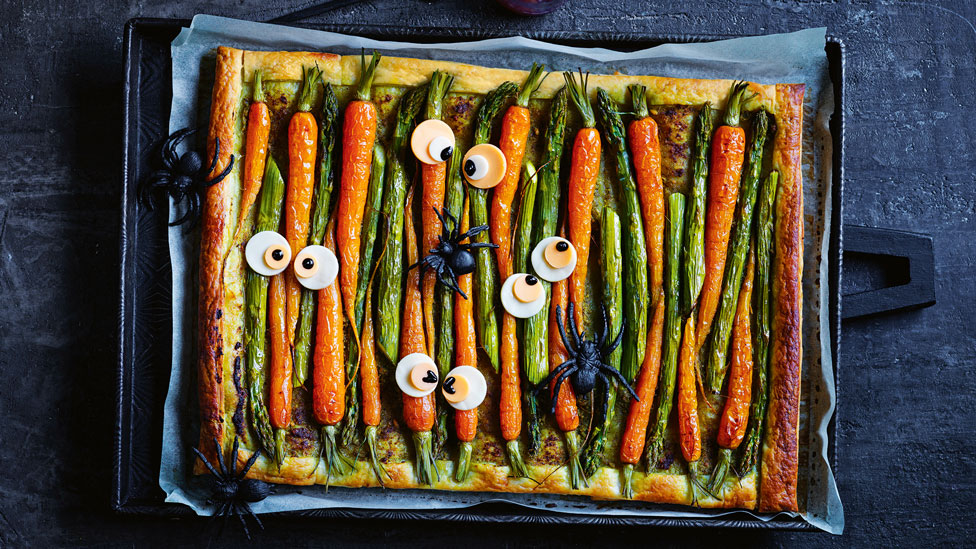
(396, 353), (439, 398)
(442, 365), (487, 411)
(245, 230), (291, 276)
(293, 245), (338, 290)
(462, 143), (506, 189)
(500, 274), (547, 318)
(411, 119), (455, 165)
(531, 236), (577, 282)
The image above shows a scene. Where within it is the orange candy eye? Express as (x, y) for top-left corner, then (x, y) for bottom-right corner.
(545, 239), (573, 268)
(462, 144), (507, 189)
(500, 273), (547, 318)
(265, 244), (290, 271)
(441, 373), (470, 404)
(245, 230), (292, 276)
(513, 274), (543, 303)
(411, 119), (455, 165)
(395, 353), (439, 397)
(292, 245), (339, 290)
(410, 363), (439, 392)
(442, 366), (487, 410)
(293, 249), (319, 278)
(531, 236), (577, 282)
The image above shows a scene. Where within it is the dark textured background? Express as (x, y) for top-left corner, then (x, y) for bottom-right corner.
(1, 0), (973, 546)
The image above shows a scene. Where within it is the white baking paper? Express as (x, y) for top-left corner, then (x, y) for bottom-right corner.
(159, 14), (842, 533)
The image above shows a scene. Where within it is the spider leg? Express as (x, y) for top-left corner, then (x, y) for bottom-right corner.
(460, 241), (499, 250)
(567, 302), (582, 348)
(206, 136), (221, 176)
(598, 304), (609, 349)
(207, 153), (235, 186)
(230, 436), (240, 477)
(242, 501), (264, 531)
(555, 305), (575, 355)
(535, 359), (576, 394)
(607, 316), (625, 354)
(548, 366), (578, 415)
(190, 446), (222, 478)
(238, 448), (261, 478)
(444, 209), (459, 241)
(212, 437), (229, 477)
(186, 193), (203, 231)
(432, 206), (448, 230)
(170, 192), (195, 227)
(163, 128), (194, 170)
(592, 374), (610, 426)
(598, 362), (640, 401)
(232, 502), (252, 540)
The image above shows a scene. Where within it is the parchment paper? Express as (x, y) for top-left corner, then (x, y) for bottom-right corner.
(159, 15), (842, 533)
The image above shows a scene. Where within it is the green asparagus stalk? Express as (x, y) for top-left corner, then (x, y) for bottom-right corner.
(705, 110), (769, 393)
(376, 85), (428, 362)
(245, 155), (286, 464)
(595, 88), (649, 384)
(739, 170), (779, 474)
(682, 103), (714, 314)
(468, 81), (518, 372)
(513, 161), (540, 452)
(581, 206), (623, 477)
(293, 83), (339, 388)
(646, 192), (686, 470)
(341, 144), (387, 447)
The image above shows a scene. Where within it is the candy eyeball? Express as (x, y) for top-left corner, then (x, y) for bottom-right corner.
(411, 119), (455, 165)
(462, 143), (507, 189)
(245, 230), (292, 276)
(500, 273), (547, 318)
(531, 236), (577, 282)
(442, 365), (487, 411)
(396, 353), (439, 398)
(293, 245), (338, 290)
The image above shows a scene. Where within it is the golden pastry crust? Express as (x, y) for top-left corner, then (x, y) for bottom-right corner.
(196, 46), (806, 510)
(759, 83), (805, 513)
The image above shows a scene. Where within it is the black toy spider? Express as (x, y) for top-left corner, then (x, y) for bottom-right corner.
(142, 128), (234, 227)
(536, 302), (639, 415)
(411, 207), (497, 298)
(192, 436), (270, 539)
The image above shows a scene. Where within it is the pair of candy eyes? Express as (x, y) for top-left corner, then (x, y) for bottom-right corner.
(411, 120), (507, 189)
(244, 231), (338, 290)
(396, 354), (486, 411)
(501, 237), (578, 318)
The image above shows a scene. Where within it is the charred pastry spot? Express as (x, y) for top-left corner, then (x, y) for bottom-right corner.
(215, 309), (222, 319)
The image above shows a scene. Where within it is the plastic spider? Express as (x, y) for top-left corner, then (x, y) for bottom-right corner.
(536, 302), (639, 415)
(411, 207), (497, 298)
(142, 128), (234, 227)
(192, 436), (270, 539)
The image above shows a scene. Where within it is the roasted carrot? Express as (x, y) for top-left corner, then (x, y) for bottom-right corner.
(676, 314), (709, 503)
(563, 70), (601, 329)
(547, 242), (583, 489)
(338, 51), (381, 340)
(454, 199), (479, 482)
(619, 298), (665, 498)
(421, 71), (456, 359)
(708, 246), (755, 493)
(696, 82), (750, 347)
(493, 63), (545, 480)
(359, 281), (388, 483)
(311, 219), (354, 479)
(284, 65), (323, 346)
(627, 84), (665, 307)
(232, 71), (270, 242)
(400, 185), (439, 485)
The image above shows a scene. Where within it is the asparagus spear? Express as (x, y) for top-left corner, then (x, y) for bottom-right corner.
(581, 206), (623, 476)
(513, 161), (539, 452)
(342, 144), (387, 447)
(646, 192), (686, 470)
(739, 170), (779, 474)
(468, 82), (518, 372)
(705, 110), (769, 393)
(245, 155), (286, 464)
(683, 103), (714, 314)
(375, 85), (428, 362)
(293, 83), (339, 388)
(595, 88), (649, 384)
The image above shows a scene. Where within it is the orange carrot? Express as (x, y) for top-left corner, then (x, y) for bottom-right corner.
(548, 271), (579, 433)
(399, 185), (439, 485)
(696, 82), (749, 346)
(268, 272), (291, 430)
(619, 298), (666, 464)
(284, 66), (323, 346)
(627, 84), (664, 306)
(235, 71), (270, 236)
(717, 247), (755, 449)
(677, 316), (700, 464)
(360, 290), (381, 429)
(338, 52), (381, 338)
(312, 220), (345, 427)
(563, 71), (601, 327)
(454, 201), (478, 443)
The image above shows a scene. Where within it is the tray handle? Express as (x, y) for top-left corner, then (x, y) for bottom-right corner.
(841, 225), (935, 320)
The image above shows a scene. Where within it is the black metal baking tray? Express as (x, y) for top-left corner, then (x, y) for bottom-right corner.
(116, 17), (845, 530)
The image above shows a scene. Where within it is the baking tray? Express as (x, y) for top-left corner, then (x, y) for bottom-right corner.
(116, 17), (845, 530)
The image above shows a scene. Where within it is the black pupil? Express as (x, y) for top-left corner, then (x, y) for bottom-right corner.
(464, 159), (477, 176)
(556, 241), (569, 251)
(443, 376), (456, 394)
(422, 370), (437, 384)
(526, 275), (538, 285)
(439, 146), (453, 161)
(302, 258), (314, 269)
(271, 249), (284, 260)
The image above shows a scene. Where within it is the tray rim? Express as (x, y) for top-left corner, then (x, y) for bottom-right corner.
(115, 16), (844, 531)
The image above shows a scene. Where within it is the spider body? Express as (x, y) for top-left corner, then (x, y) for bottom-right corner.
(142, 128), (234, 227)
(537, 302), (639, 415)
(192, 436), (269, 539)
(411, 207), (497, 298)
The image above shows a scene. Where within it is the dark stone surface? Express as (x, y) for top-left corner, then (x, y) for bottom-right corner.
(1, 0), (973, 546)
